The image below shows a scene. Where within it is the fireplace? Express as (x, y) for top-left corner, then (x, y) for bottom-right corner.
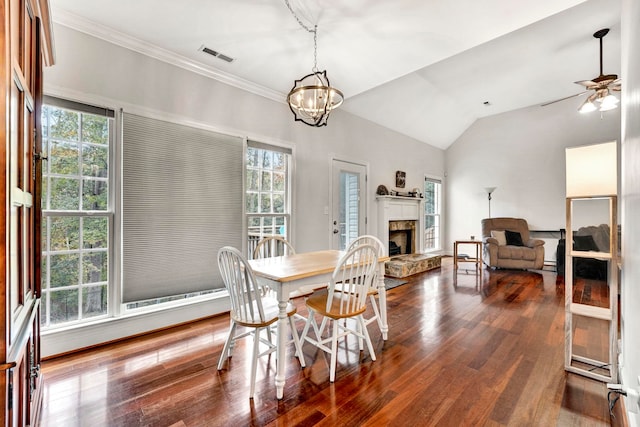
(388, 220), (416, 255)
(376, 195), (441, 278)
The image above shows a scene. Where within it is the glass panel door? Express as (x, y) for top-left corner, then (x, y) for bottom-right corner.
(331, 160), (366, 250)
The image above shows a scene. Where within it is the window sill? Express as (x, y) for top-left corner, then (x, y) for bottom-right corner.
(41, 290), (230, 358)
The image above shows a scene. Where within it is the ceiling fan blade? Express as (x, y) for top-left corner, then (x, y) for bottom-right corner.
(541, 90), (589, 107)
(574, 80), (597, 88)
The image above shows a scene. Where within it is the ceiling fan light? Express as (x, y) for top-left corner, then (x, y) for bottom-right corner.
(599, 94), (619, 110)
(600, 94), (620, 105)
(599, 103), (618, 112)
(579, 99), (597, 114)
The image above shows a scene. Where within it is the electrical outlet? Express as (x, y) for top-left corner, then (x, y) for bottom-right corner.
(627, 388), (640, 414)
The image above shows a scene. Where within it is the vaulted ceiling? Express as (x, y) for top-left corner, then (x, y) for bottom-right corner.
(50, 0), (621, 149)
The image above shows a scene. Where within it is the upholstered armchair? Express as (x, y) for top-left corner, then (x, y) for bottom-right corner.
(481, 217), (545, 270)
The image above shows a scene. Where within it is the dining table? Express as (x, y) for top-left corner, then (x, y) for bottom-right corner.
(248, 249), (390, 399)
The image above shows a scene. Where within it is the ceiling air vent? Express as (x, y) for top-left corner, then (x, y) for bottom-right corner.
(199, 45), (234, 63)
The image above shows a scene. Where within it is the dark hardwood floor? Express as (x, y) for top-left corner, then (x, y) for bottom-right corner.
(38, 258), (623, 426)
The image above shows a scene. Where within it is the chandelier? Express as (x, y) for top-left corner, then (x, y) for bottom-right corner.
(284, 2), (343, 127)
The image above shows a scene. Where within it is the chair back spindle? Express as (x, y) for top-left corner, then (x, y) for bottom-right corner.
(327, 244), (378, 315)
(346, 235), (384, 293)
(218, 246), (266, 324)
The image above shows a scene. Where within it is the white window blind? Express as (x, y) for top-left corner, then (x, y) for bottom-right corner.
(122, 113), (243, 303)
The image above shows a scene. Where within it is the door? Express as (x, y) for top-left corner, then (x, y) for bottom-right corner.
(2, 1), (49, 425)
(331, 160), (366, 250)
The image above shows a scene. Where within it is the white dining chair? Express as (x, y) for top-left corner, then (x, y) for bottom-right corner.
(253, 235), (295, 259)
(300, 244), (379, 382)
(344, 235), (385, 341)
(216, 246), (305, 399)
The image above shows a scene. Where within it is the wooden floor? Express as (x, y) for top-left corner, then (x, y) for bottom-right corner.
(38, 258), (623, 427)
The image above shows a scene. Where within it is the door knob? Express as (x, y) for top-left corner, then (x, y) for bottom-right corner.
(333, 229), (339, 234)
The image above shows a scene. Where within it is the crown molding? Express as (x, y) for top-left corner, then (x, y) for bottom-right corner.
(52, 9), (285, 104)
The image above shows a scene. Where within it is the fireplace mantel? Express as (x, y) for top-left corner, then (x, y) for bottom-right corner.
(376, 196), (424, 256)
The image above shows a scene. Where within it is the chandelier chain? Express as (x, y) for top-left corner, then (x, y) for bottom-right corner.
(284, 0), (319, 71)
(283, 0), (314, 32)
(284, 0), (344, 127)
(313, 25), (318, 71)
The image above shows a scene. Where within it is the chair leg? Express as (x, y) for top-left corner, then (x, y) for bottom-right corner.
(300, 310), (313, 345)
(249, 327), (262, 399)
(217, 320), (237, 370)
(288, 316), (306, 368)
(266, 322), (273, 343)
(359, 315), (376, 361)
(318, 317), (329, 337)
(302, 309), (326, 347)
(329, 319), (339, 382)
(370, 294), (382, 330)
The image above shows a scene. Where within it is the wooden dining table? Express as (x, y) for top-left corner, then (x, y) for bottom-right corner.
(248, 249), (390, 399)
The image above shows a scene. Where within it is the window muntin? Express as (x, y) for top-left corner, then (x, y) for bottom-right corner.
(41, 102), (113, 328)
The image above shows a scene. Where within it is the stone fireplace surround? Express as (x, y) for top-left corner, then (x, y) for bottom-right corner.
(388, 220), (417, 255)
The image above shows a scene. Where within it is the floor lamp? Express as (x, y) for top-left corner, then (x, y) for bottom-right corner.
(484, 187), (496, 217)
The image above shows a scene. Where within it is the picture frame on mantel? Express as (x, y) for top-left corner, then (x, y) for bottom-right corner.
(395, 170), (406, 188)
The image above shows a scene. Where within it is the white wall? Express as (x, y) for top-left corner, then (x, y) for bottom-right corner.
(45, 24), (444, 253)
(445, 98), (621, 261)
(42, 24), (444, 355)
(621, 0), (640, 420)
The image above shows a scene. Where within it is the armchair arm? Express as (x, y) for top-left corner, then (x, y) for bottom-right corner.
(484, 237), (498, 245)
(482, 237), (498, 267)
(526, 238), (545, 248)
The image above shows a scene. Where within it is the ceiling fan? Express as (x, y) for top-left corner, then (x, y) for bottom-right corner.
(542, 28), (621, 113)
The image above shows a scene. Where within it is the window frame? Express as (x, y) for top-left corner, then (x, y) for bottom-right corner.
(245, 140), (294, 259)
(40, 97), (115, 329)
(424, 175), (443, 252)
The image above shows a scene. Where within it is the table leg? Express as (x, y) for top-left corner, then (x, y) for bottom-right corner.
(377, 262), (388, 340)
(454, 242), (459, 269)
(275, 293), (288, 399)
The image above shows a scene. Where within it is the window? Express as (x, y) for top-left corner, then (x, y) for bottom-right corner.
(424, 176), (442, 251)
(40, 98), (114, 328)
(246, 142), (292, 258)
(121, 113), (243, 305)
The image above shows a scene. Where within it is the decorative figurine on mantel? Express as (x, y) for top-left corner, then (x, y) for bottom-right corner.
(376, 185), (389, 195)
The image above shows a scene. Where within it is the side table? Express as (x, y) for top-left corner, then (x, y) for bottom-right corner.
(453, 240), (483, 273)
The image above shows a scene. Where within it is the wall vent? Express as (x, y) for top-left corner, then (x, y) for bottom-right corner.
(199, 45), (234, 63)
